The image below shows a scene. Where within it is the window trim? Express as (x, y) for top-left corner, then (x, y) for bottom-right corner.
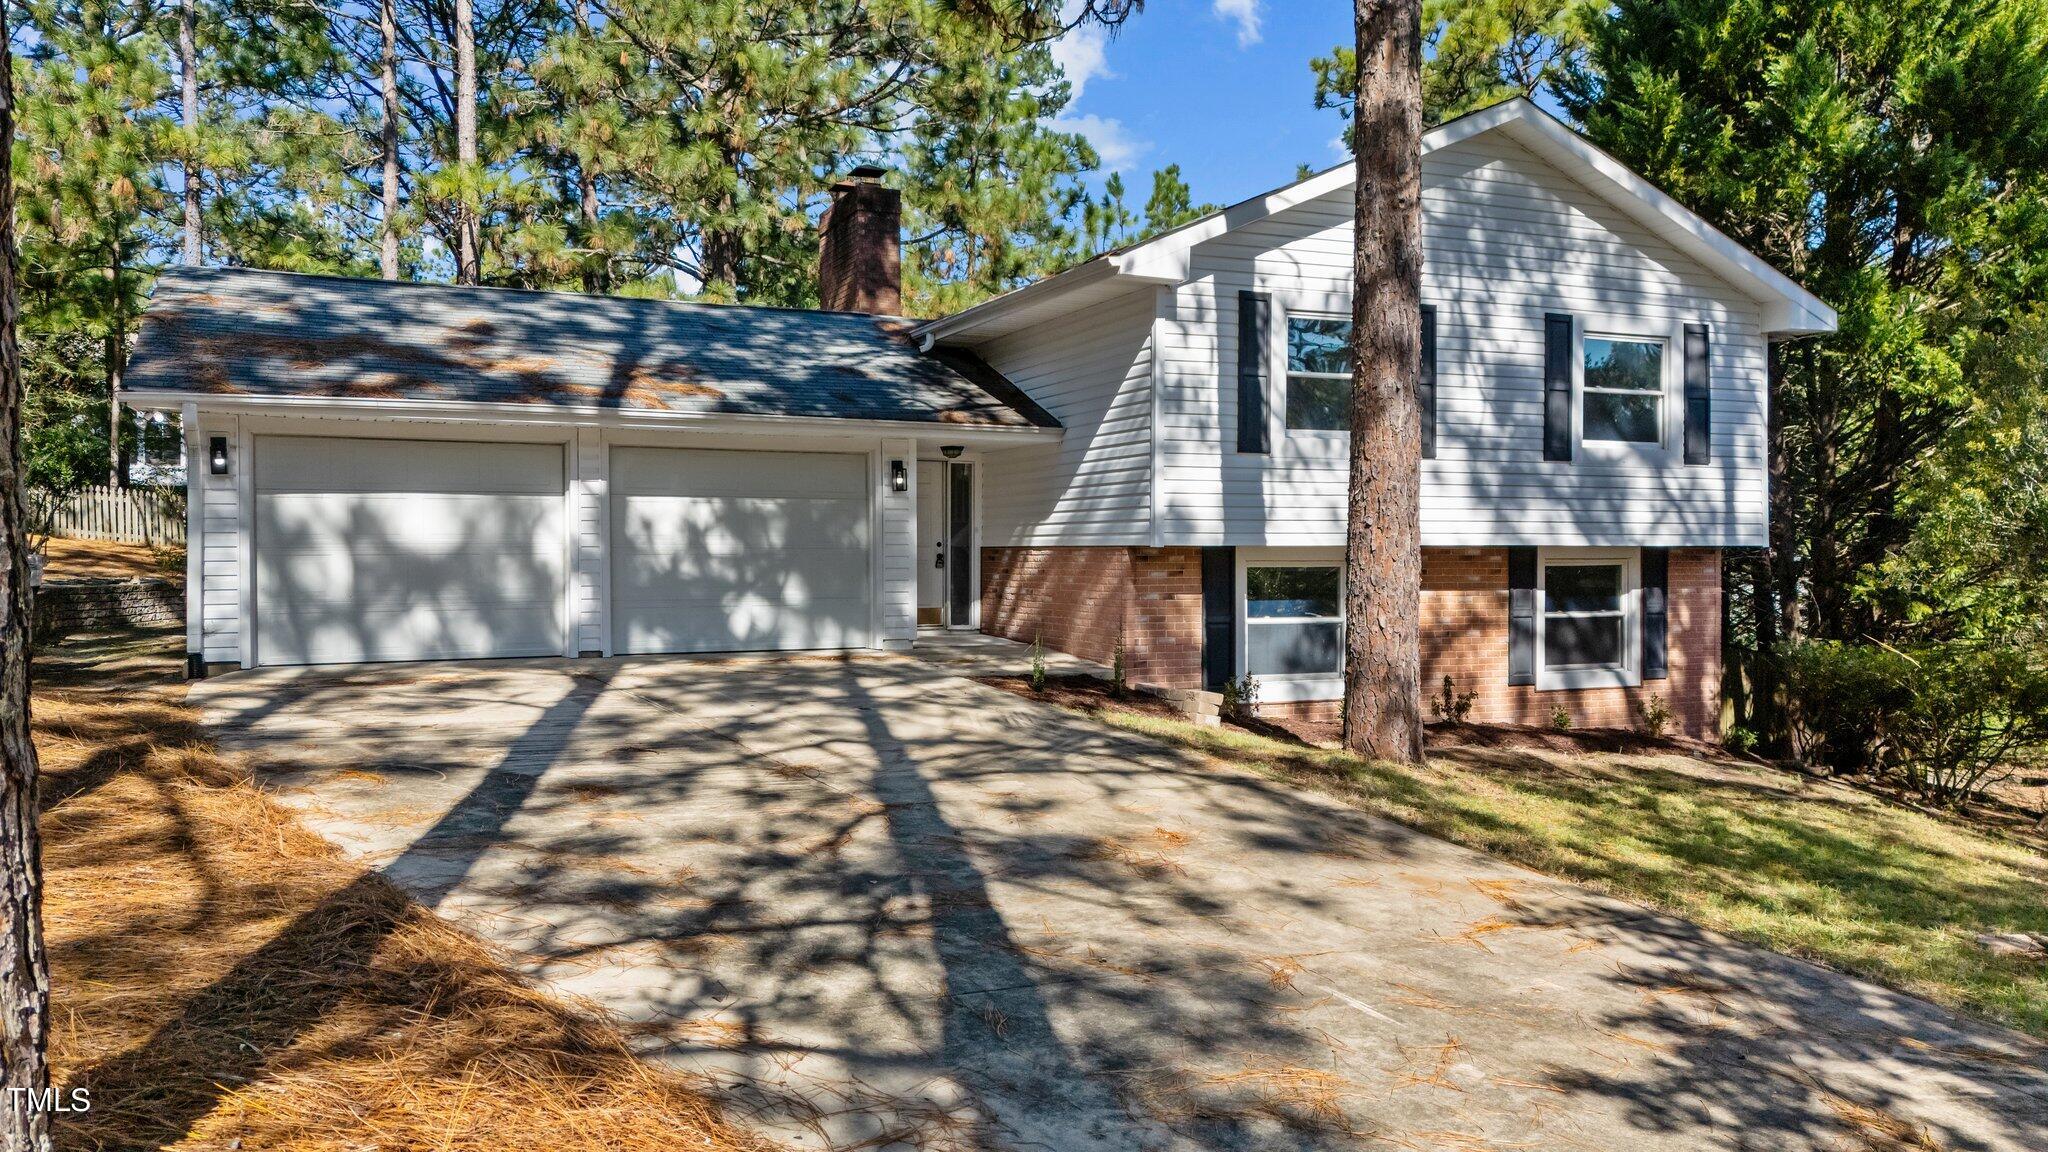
(1536, 547), (1641, 691)
(1235, 548), (1346, 701)
(1280, 308), (1354, 438)
(1574, 321), (1681, 459)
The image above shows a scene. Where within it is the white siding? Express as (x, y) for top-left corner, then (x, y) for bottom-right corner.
(575, 427), (607, 653)
(976, 288), (1156, 546)
(879, 437), (916, 646)
(1151, 134), (1769, 548)
(197, 414), (242, 664)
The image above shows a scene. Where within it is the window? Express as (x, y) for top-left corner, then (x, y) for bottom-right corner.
(1539, 552), (1639, 689)
(1582, 336), (1664, 444)
(1246, 565), (1343, 677)
(1286, 316), (1350, 431)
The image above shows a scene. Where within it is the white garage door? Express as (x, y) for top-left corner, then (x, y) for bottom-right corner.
(611, 447), (871, 655)
(254, 436), (566, 666)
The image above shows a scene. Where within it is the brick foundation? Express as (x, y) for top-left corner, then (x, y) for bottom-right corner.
(980, 546), (1203, 689)
(983, 544), (1723, 740)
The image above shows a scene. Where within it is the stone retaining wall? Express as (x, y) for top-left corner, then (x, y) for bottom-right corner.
(35, 578), (183, 641)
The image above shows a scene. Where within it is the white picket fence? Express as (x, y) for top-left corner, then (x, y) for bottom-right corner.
(34, 484), (186, 546)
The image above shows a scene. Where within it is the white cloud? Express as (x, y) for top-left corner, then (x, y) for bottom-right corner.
(1050, 16), (1114, 102)
(1052, 113), (1148, 171)
(1213, 0), (1263, 48)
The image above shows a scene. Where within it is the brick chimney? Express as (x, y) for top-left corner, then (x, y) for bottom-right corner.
(819, 165), (901, 315)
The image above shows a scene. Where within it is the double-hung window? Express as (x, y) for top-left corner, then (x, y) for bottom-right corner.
(1245, 565), (1343, 679)
(1581, 335), (1665, 445)
(1538, 550), (1639, 689)
(1285, 316), (1351, 432)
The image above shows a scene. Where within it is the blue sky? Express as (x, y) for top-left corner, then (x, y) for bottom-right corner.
(1051, 1), (1357, 208)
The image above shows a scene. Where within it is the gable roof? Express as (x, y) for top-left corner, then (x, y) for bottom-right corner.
(122, 267), (1058, 430)
(914, 97), (1836, 347)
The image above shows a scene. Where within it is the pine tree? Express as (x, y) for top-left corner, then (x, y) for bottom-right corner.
(1313, 0), (1588, 138)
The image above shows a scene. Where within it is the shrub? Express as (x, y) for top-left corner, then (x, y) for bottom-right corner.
(1431, 675), (1476, 724)
(1638, 694), (1671, 740)
(1220, 676), (1260, 724)
(1783, 639), (2048, 805)
(1110, 631), (1127, 698)
(1549, 705), (1573, 731)
(1722, 726), (1759, 756)
(1030, 631), (1047, 693)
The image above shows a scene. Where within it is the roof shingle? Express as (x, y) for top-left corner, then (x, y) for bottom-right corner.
(123, 267), (1057, 429)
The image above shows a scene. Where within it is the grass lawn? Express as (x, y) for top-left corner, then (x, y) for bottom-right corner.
(1003, 677), (2048, 1040)
(34, 627), (773, 1152)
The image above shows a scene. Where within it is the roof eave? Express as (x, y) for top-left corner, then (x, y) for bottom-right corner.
(119, 389), (1065, 441)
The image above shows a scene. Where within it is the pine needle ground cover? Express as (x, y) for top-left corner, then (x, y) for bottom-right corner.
(1005, 681), (2048, 1040)
(33, 631), (774, 1152)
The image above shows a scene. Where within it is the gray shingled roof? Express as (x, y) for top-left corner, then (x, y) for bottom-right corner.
(123, 267), (1057, 429)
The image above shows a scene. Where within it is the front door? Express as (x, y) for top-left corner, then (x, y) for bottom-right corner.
(916, 461), (946, 627)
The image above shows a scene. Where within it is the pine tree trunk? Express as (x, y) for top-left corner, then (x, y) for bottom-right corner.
(104, 245), (124, 488)
(574, 0), (603, 294)
(0, 10), (54, 1144)
(179, 0), (201, 266)
(1340, 0), (1424, 763)
(453, 0), (479, 284)
(379, 0), (401, 280)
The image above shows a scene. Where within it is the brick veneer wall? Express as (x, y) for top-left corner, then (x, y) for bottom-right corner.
(1420, 546), (1722, 738)
(985, 544), (1723, 741)
(980, 546), (1203, 689)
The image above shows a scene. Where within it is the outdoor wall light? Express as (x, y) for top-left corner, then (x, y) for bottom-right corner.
(940, 444), (964, 460)
(208, 435), (230, 476)
(890, 459), (908, 492)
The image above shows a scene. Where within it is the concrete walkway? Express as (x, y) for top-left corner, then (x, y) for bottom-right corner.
(192, 643), (2048, 1152)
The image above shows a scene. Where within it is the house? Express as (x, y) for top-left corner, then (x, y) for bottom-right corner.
(123, 98), (1834, 739)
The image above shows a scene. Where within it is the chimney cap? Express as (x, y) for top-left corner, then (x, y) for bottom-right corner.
(845, 163), (887, 182)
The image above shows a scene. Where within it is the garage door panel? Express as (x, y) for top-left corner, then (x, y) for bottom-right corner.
(611, 447), (871, 655)
(255, 436), (566, 667)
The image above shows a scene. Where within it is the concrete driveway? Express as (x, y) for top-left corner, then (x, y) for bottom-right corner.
(192, 644), (2048, 1152)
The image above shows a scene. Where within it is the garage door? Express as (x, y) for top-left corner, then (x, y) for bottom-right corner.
(254, 436), (566, 666)
(611, 447), (871, 655)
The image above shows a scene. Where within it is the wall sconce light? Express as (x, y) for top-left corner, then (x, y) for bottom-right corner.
(940, 444), (964, 460)
(889, 459), (908, 492)
(208, 435), (230, 476)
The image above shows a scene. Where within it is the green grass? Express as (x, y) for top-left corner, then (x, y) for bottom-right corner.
(1091, 706), (2048, 1039)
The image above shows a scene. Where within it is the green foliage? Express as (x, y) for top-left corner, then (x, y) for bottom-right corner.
(1637, 694), (1671, 739)
(1785, 640), (2048, 804)
(1549, 705), (1572, 731)
(1220, 676), (1259, 723)
(1110, 630), (1127, 698)
(1722, 726), (1759, 756)
(1030, 631), (1047, 693)
(1431, 674), (1477, 724)
(1313, 0), (1592, 145)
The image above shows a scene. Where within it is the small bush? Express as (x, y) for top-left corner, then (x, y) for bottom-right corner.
(1220, 676), (1260, 724)
(1638, 694), (1671, 740)
(1110, 631), (1127, 698)
(1549, 705), (1573, 731)
(1030, 632), (1047, 693)
(1722, 726), (1759, 756)
(1431, 675), (1476, 724)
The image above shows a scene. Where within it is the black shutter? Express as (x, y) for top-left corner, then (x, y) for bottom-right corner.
(1642, 547), (1670, 680)
(1237, 291), (1271, 454)
(1544, 312), (1574, 461)
(1420, 305), (1438, 459)
(1201, 547), (1237, 690)
(1508, 546), (1538, 686)
(1684, 323), (1711, 464)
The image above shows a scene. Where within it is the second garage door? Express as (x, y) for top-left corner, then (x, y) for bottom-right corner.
(610, 447), (872, 655)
